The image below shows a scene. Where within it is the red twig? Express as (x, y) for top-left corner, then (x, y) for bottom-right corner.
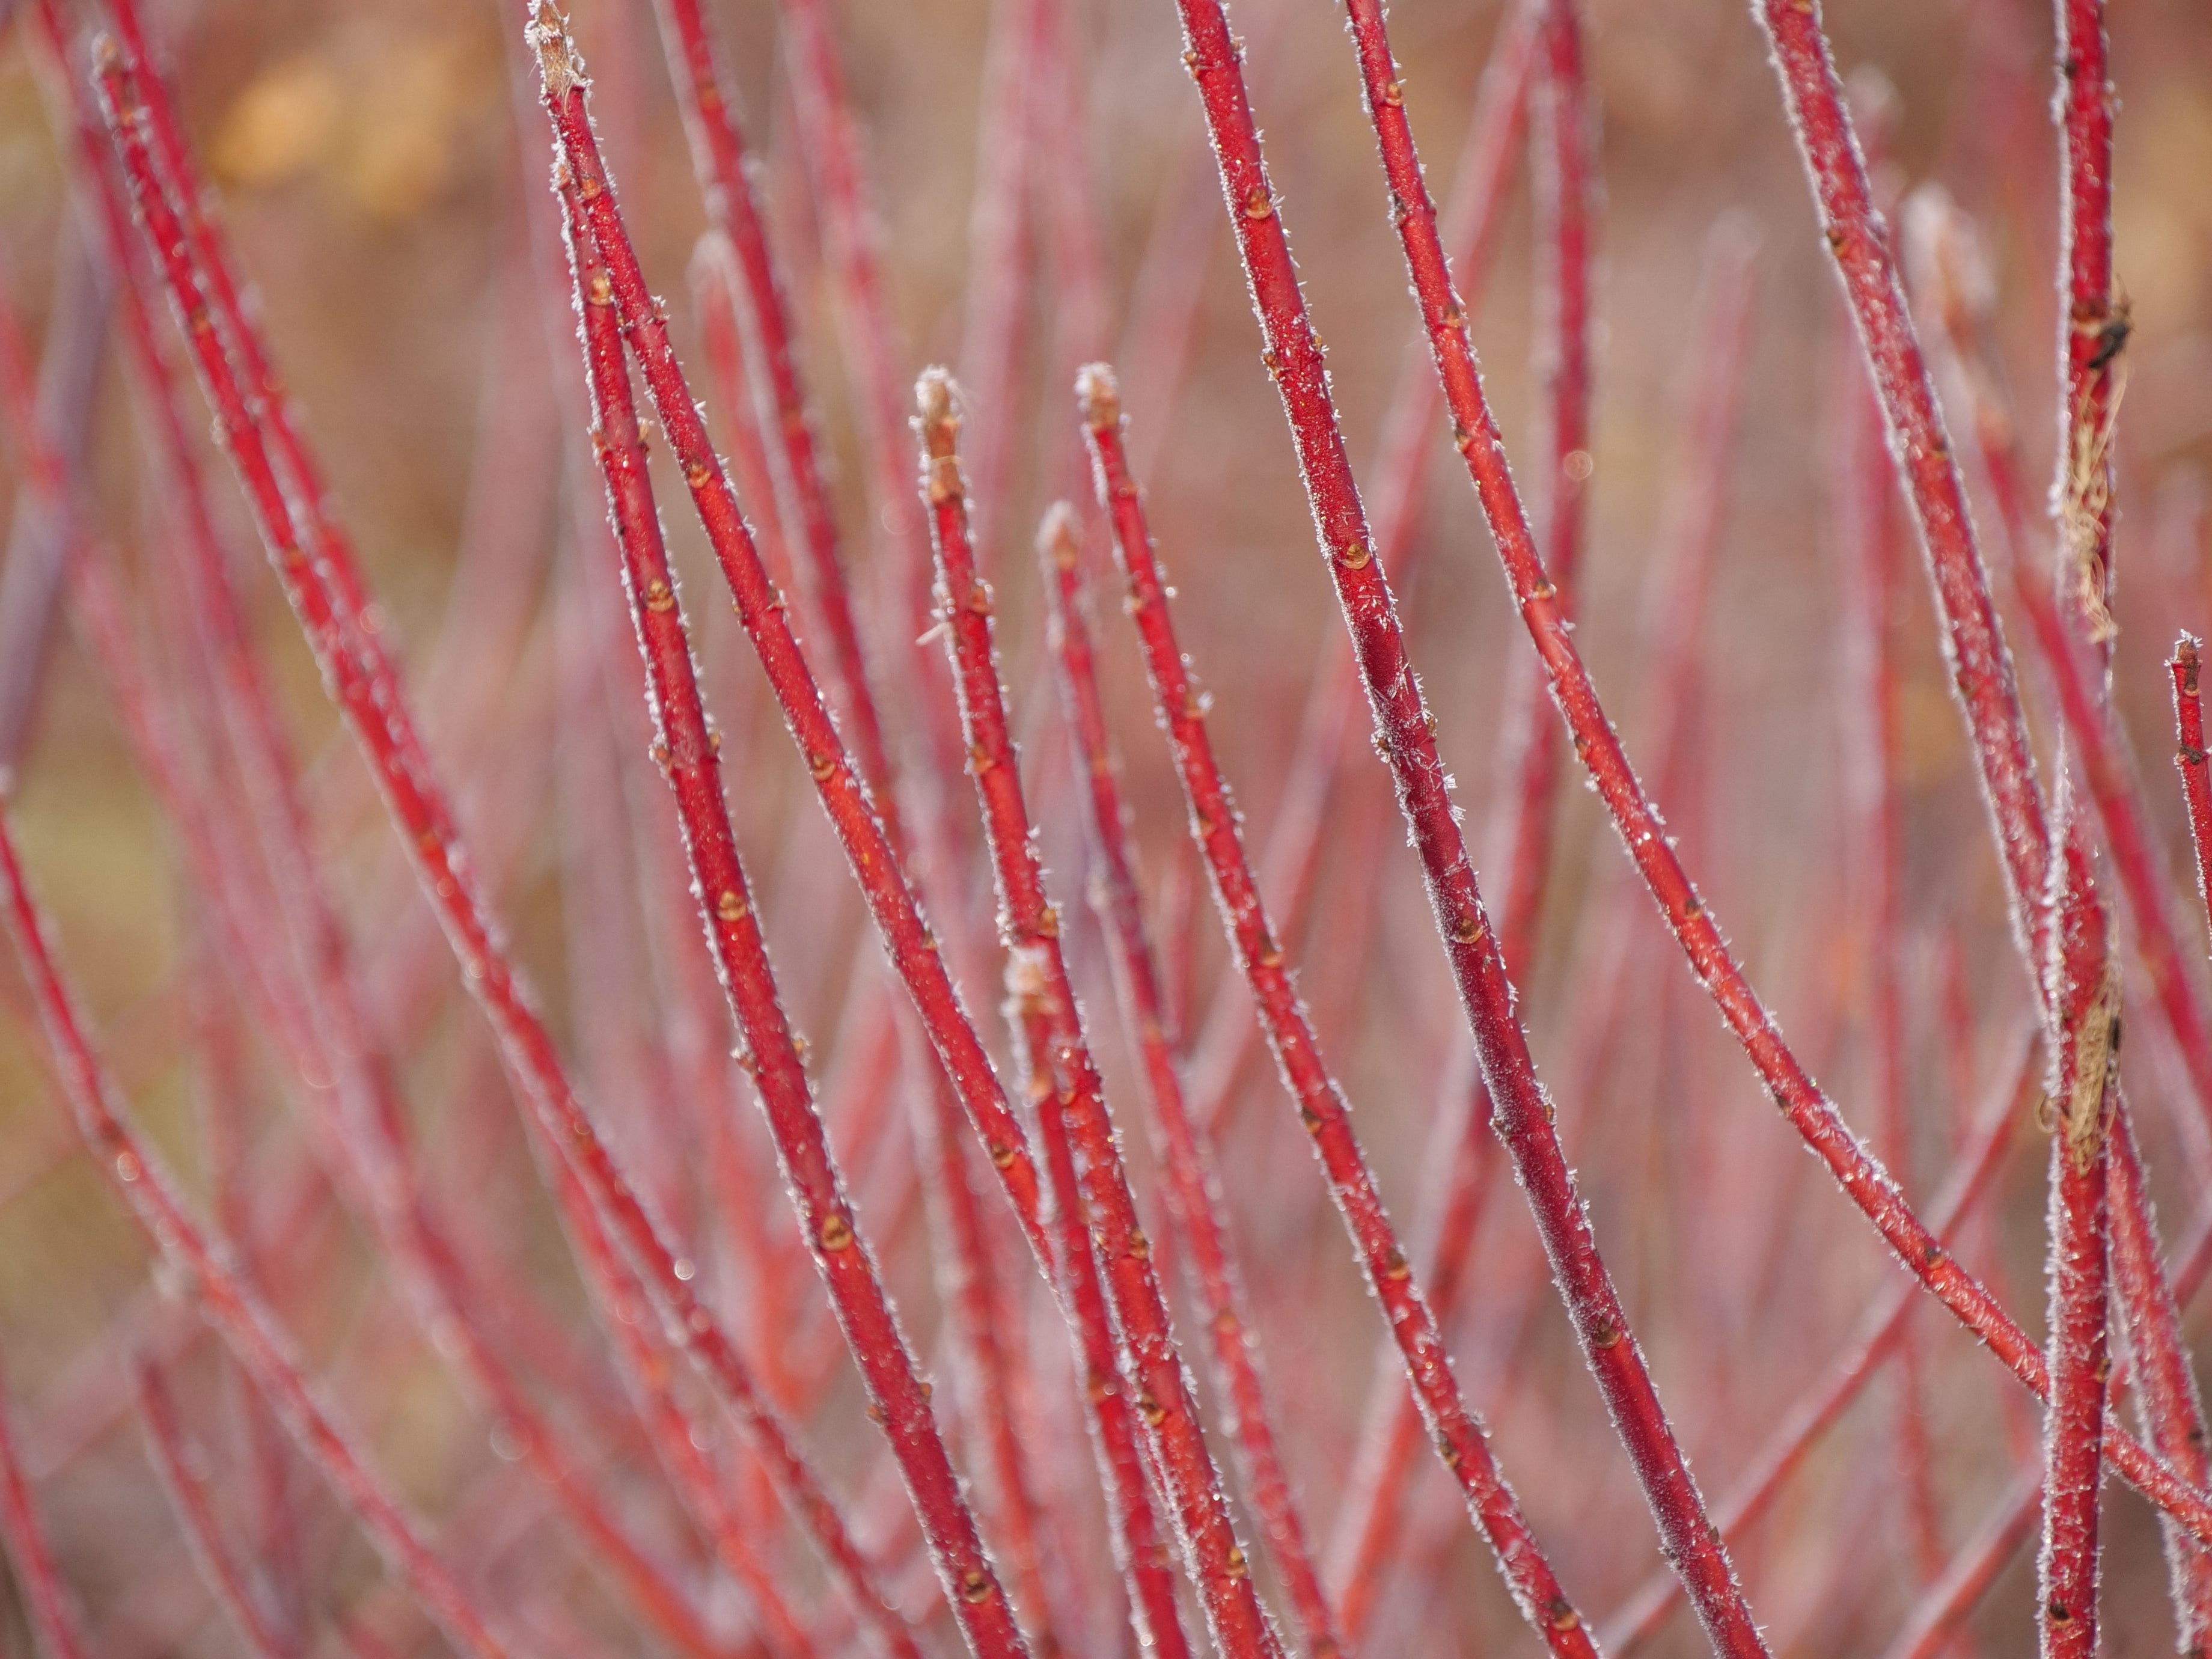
(917, 371), (1257, 1658)
(0, 811), (510, 1659)
(1603, 1028), (2038, 1651)
(0, 1359), (88, 1659)
(646, 0), (900, 829)
(1296, 0), (2212, 1550)
(1750, 0), (2045, 967)
(135, 1361), (292, 1659)
(526, 2), (1053, 1263)
(772, 0), (953, 744)
(1880, 1472), (2043, 1659)
(561, 174), (1010, 1656)
(2176, 640), (2212, 952)
(2038, 776), (2116, 1657)
(2104, 1105), (2212, 1649)
(27, 44), (767, 1656)
(953, 0), (1040, 565)
(646, 10), (1070, 1636)
(1180, 0), (1538, 1143)
(90, 26), (905, 1649)
(1037, 502), (1342, 1657)
(1333, 221), (1755, 1642)
(530, 46), (1230, 1655)
(1906, 185), (2212, 1197)
(1084, 362), (1607, 1657)
(1830, 183), (1945, 1579)
(1173, 0), (1770, 1638)
(96, 0), (442, 819)
(1904, 191), (2212, 1643)
(2053, 0), (2121, 656)
(1492, 0), (1593, 980)
(1907, 192), (2212, 1658)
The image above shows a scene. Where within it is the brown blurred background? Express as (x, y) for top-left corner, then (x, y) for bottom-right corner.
(1, 0), (2211, 1652)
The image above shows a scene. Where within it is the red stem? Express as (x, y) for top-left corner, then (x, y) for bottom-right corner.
(652, 14), (1083, 1639)
(561, 174), (1013, 1657)
(1084, 364), (1604, 1657)
(953, 0), (1040, 567)
(2175, 640), (2212, 956)
(1907, 198), (2212, 1644)
(89, 28), (905, 1649)
(1830, 225), (1946, 1581)
(1604, 1030), (2038, 1651)
(1494, 0), (1592, 980)
(1913, 180), (2212, 1654)
(646, 0), (901, 834)
(23, 41), (772, 1654)
(1881, 1473), (2043, 1659)
(135, 1361), (293, 1659)
(0, 1360), (88, 1659)
(917, 371), (1259, 1658)
(527, 4), (1055, 1262)
(2053, 0), (2121, 654)
(772, 0), (956, 756)
(1307, 0), (2212, 1550)
(97, 0), (444, 823)
(1181, 0), (1538, 1143)
(1751, 0), (2047, 967)
(1037, 503), (1343, 1658)
(1336, 220), (1756, 1641)
(1173, 0), (1770, 1638)
(1908, 185), (2212, 1197)
(2038, 781), (2115, 1657)
(531, 46), (1241, 1649)
(0, 812), (510, 1659)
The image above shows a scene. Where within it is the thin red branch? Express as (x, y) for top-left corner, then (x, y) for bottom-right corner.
(917, 370), (1261, 1658)
(1750, 0), (2047, 966)
(0, 811), (510, 1659)
(135, 1361), (292, 1659)
(646, 11), (1073, 1635)
(1905, 194), (2212, 1640)
(1295, 0), (2212, 1550)
(2053, 0), (2120, 653)
(1172, 0), (1771, 1637)
(2038, 779), (2116, 1657)
(21, 42), (772, 1655)
(1493, 0), (1592, 980)
(0, 1361), (88, 1659)
(1084, 362), (1609, 1658)
(1334, 222), (1755, 1642)
(1037, 503), (1342, 1658)
(526, 6), (1054, 1269)
(647, 0), (900, 831)
(1181, 0), (1538, 1143)
(1831, 201), (1945, 1580)
(1603, 1029), (2038, 1651)
(1880, 1473), (2043, 1659)
(2176, 640), (2212, 951)
(88, 29), (907, 1649)
(952, 0), (1040, 565)
(530, 47), (1260, 1654)
(561, 174), (1010, 1656)
(1907, 186), (2212, 1197)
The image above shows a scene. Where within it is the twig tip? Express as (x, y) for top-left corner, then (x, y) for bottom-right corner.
(527, 1), (586, 100)
(1038, 501), (1080, 567)
(1076, 362), (1120, 432)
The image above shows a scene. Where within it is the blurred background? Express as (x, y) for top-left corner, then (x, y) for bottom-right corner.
(0, 0), (2210, 1652)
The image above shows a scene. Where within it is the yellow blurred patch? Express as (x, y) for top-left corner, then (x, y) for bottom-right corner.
(208, 55), (341, 186)
(1897, 675), (1961, 791)
(340, 37), (477, 221)
(2116, 81), (2212, 332)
